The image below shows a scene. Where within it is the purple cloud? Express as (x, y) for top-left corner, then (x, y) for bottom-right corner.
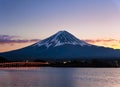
(0, 35), (19, 40)
(0, 35), (40, 44)
(84, 39), (120, 43)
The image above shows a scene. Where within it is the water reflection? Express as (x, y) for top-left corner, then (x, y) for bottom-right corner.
(0, 68), (120, 87)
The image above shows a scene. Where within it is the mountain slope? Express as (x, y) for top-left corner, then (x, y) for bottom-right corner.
(0, 31), (120, 61)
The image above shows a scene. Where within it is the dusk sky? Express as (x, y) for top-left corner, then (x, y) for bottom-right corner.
(0, 0), (120, 52)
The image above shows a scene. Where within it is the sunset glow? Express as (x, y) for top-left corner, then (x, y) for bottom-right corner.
(85, 39), (120, 49)
(0, 42), (35, 52)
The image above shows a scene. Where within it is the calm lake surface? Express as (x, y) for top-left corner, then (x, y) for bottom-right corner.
(0, 67), (120, 87)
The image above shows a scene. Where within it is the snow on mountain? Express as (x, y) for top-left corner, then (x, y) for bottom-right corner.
(33, 30), (91, 48)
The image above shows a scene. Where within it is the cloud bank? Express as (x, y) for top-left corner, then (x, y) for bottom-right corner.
(84, 39), (120, 49)
(0, 35), (40, 44)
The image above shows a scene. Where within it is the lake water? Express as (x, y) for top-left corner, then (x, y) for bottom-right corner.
(0, 67), (120, 87)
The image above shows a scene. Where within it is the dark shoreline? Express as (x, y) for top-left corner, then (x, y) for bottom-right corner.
(0, 62), (49, 67)
(0, 61), (119, 68)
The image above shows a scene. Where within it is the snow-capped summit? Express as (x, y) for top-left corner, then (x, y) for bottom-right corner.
(34, 30), (90, 48)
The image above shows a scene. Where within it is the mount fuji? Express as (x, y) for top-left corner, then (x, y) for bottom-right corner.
(0, 30), (120, 61)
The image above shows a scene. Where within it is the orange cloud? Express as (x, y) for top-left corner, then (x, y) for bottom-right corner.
(84, 39), (120, 49)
